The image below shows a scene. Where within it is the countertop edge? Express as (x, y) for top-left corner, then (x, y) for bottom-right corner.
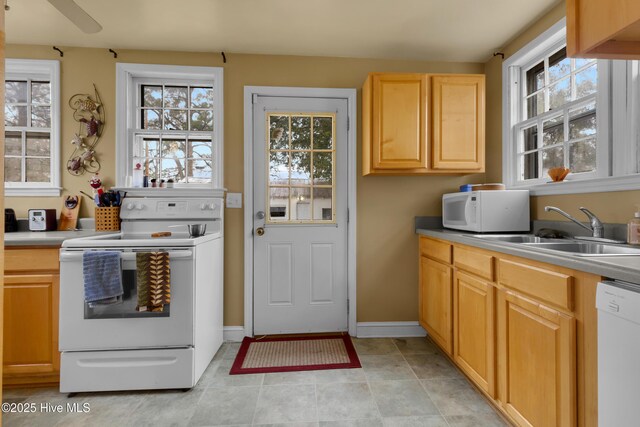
(417, 229), (640, 284)
(4, 230), (113, 247)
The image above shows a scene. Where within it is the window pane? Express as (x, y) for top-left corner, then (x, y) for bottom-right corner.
(291, 151), (311, 185)
(187, 159), (212, 183)
(5, 81), (27, 103)
(160, 158), (185, 181)
(31, 82), (50, 104)
(313, 187), (333, 221)
(520, 125), (537, 153)
(542, 147), (564, 178)
(26, 132), (50, 156)
(291, 187), (311, 220)
(313, 117), (333, 149)
(190, 110), (213, 131)
(142, 86), (162, 108)
(549, 78), (570, 110)
(5, 131), (22, 156)
(269, 187), (289, 221)
(520, 152), (538, 180)
(139, 157), (159, 180)
(31, 106), (51, 127)
(26, 158), (50, 182)
(548, 47), (570, 83)
(269, 151), (289, 185)
(189, 139), (212, 159)
(576, 64), (597, 98)
(526, 61), (544, 95)
(291, 116), (311, 150)
(163, 109), (187, 130)
(542, 116), (564, 147)
(164, 86), (187, 108)
(569, 102), (596, 140)
(313, 152), (332, 185)
(526, 92), (544, 119)
(161, 139), (186, 158)
(134, 137), (159, 158)
(269, 116), (289, 150)
(569, 138), (596, 173)
(5, 105), (27, 126)
(575, 58), (595, 69)
(190, 87), (214, 108)
(4, 157), (22, 182)
(142, 109), (162, 130)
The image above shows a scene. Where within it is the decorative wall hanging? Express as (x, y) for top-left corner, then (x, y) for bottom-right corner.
(66, 84), (104, 175)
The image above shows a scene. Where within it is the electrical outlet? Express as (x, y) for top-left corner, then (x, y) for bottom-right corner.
(226, 193), (242, 208)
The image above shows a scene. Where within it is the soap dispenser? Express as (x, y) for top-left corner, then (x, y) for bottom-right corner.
(628, 206), (640, 245)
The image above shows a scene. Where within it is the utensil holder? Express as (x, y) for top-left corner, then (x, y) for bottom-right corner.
(95, 207), (121, 231)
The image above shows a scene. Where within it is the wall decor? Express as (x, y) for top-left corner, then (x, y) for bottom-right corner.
(66, 84), (105, 175)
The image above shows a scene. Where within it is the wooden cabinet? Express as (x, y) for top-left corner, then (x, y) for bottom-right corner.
(419, 256), (453, 355)
(431, 75), (485, 171)
(567, 0), (640, 59)
(453, 270), (495, 397)
(3, 248), (60, 386)
(498, 289), (576, 427)
(362, 72), (485, 175)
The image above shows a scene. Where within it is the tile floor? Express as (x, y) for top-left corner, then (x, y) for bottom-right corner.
(2, 337), (508, 426)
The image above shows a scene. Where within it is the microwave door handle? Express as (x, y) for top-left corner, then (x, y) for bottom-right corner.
(59, 251), (193, 262)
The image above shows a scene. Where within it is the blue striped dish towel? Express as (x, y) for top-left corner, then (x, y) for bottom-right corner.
(83, 251), (123, 304)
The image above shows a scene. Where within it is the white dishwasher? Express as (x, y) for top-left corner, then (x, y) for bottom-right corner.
(596, 280), (640, 427)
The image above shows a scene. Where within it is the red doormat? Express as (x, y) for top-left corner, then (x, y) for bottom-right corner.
(229, 334), (361, 375)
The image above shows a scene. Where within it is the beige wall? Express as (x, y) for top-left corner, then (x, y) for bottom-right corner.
(5, 44), (484, 324)
(484, 1), (640, 223)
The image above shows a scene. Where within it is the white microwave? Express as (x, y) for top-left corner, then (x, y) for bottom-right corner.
(442, 190), (530, 232)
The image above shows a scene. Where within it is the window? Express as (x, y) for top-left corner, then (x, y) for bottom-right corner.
(4, 59), (60, 196)
(503, 18), (640, 195)
(116, 64), (223, 188)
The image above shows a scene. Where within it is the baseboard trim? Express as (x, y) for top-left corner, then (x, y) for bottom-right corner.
(356, 321), (427, 338)
(223, 326), (245, 342)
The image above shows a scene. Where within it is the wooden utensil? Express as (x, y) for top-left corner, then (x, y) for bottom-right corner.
(58, 195), (82, 231)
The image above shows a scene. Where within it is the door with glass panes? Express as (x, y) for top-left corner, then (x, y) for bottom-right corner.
(252, 96), (348, 335)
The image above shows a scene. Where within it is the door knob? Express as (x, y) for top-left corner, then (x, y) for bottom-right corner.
(256, 211), (265, 219)
(256, 227), (265, 236)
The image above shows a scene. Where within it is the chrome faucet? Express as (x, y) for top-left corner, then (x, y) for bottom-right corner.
(544, 206), (604, 238)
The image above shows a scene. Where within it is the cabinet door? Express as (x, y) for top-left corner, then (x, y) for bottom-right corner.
(453, 271), (495, 397)
(419, 256), (452, 355)
(498, 289), (576, 427)
(3, 274), (60, 382)
(431, 75), (485, 171)
(371, 73), (428, 170)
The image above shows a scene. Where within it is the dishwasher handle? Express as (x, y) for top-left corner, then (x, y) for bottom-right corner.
(60, 251), (193, 262)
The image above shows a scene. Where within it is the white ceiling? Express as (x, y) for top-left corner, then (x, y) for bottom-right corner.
(5, 0), (561, 62)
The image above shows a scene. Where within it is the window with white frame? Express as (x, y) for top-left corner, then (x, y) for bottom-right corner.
(4, 59), (60, 196)
(501, 18), (640, 195)
(116, 64), (223, 188)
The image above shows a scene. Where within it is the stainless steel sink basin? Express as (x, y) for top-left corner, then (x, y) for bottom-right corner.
(466, 234), (548, 243)
(523, 242), (640, 256)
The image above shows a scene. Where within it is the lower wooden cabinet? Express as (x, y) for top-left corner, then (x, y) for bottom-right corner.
(498, 289), (576, 427)
(419, 256), (453, 355)
(3, 248), (61, 386)
(453, 270), (495, 397)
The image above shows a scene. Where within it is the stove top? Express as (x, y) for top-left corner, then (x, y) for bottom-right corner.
(61, 231), (221, 248)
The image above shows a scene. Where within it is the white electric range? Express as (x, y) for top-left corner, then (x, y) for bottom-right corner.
(59, 194), (224, 393)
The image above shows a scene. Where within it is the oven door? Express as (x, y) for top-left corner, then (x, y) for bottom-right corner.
(59, 248), (194, 351)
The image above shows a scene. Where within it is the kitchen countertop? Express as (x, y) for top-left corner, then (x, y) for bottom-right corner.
(417, 228), (640, 284)
(4, 230), (114, 247)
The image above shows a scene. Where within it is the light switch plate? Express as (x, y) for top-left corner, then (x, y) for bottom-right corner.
(226, 193), (242, 208)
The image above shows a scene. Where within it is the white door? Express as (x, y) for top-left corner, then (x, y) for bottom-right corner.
(253, 95), (348, 335)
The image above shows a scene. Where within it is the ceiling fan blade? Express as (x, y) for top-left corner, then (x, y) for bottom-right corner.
(47, 0), (102, 34)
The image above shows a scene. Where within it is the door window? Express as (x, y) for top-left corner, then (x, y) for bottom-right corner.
(267, 113), (336, 224)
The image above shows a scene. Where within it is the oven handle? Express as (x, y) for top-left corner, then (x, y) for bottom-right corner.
(59, 251), (193, 262)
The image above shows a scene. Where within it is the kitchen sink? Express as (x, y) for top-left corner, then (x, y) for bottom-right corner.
(466, 234), (551, 243)
(522, 242), (640, 256)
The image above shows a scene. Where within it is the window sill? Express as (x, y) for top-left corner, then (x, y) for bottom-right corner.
(112, 187), (226, 198)
(5, 187), (62, 197)
(509, 174), (640, 196)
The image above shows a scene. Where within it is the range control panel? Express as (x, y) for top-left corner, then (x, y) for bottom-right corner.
(120, 198), (223, 220)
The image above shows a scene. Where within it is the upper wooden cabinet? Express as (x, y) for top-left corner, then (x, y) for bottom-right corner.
(567, 0), (640, 59)
(362, 72), (485, 175)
